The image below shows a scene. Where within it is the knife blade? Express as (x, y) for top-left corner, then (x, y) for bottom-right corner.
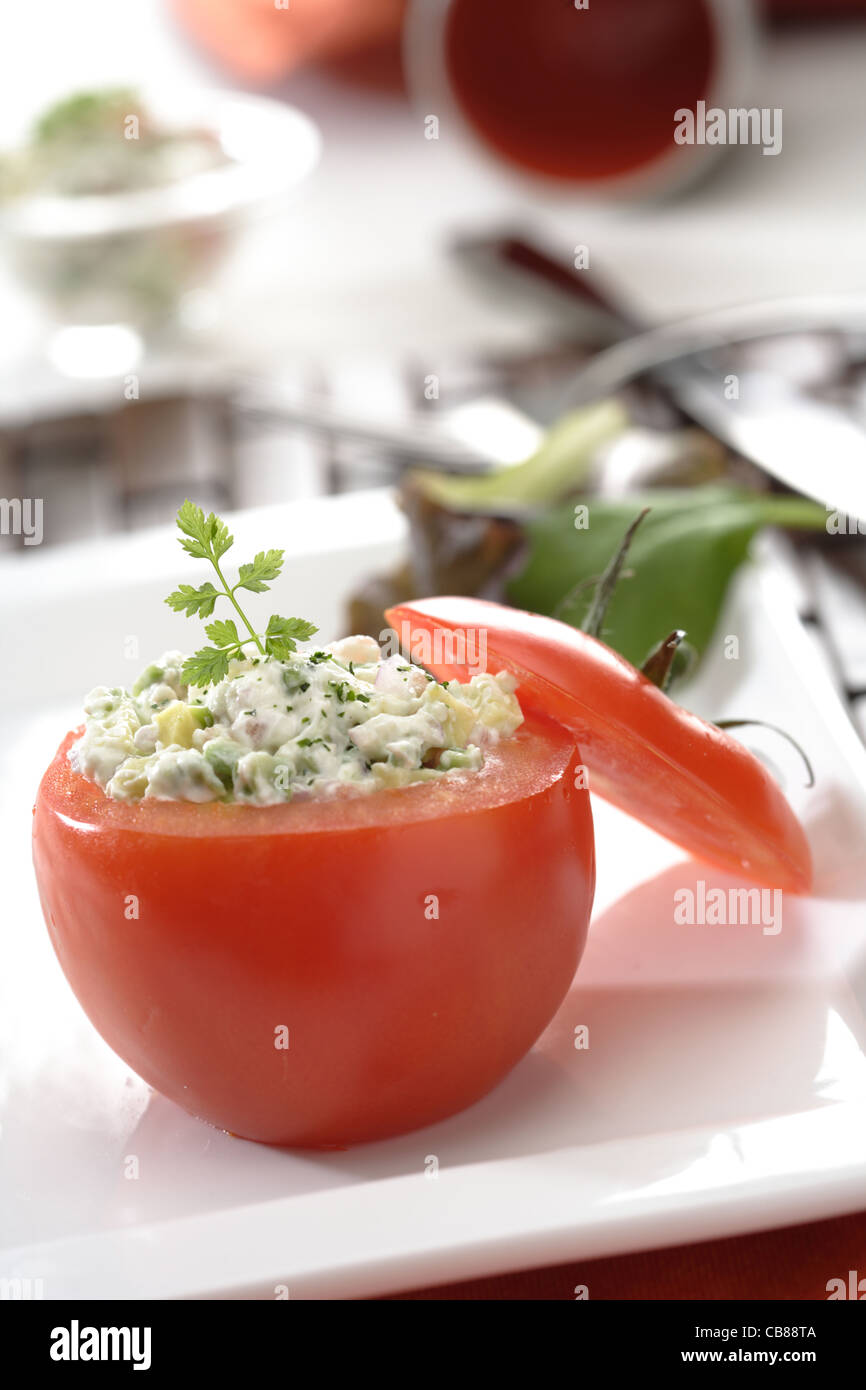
(453, 232), (866, 521)
(660, 359), (866, 523)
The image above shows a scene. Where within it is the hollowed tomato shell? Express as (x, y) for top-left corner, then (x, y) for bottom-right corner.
(33, 714), (594, 1147)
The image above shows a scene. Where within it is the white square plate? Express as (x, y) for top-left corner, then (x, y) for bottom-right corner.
(1, 491), (865, 1299)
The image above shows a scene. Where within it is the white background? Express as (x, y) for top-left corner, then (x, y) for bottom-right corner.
(1, 0), (865, 365)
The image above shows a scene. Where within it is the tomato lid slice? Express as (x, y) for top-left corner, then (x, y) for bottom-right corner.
(386, 597), (812, 893)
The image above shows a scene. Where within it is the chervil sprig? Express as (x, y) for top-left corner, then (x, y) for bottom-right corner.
(165, 501), (318, 687)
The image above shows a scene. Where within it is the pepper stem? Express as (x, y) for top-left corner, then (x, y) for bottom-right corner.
(556, 572), (617, 622)
(641, 629), (691, 692)
(581, 508), (650, 639)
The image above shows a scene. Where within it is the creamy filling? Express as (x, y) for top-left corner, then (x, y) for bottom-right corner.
(69, 635), (523, 805)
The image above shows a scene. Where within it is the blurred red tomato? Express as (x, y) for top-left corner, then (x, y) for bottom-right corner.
(171, 0), (406, 83)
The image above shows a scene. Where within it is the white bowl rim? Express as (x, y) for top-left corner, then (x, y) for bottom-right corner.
(0, 89), (321, 242)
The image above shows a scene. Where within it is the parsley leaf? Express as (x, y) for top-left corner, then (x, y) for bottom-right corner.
(328, 679), (370, 704)
(165, 502), (318, 688)
(205, 618), (241, 651)
(182, 645), (231, 688)
(237, 549), (285, 593)
(165, 581), (220, 618)
(265, 614), (319, 659)
(175, 500), (234, 562)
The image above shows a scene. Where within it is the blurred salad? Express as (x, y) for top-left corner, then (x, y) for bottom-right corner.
(0, 88), (227, 200)
(348, 399), (828, 680)
(0, 88), (236, 329)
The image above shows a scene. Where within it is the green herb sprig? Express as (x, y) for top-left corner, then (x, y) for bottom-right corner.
(165, 501), (317, 687)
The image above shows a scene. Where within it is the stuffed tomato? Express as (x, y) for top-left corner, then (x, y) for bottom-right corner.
(32, 500), (812, 1152)
(33, 707), (594, 1148)
(32, 504), (597, 1146)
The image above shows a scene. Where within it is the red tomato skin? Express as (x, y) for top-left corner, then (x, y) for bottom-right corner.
(33, 714), (594, 1148)
(386, 598), (813, 895)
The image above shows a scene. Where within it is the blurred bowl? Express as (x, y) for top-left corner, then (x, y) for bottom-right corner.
(0, 89), (321, 334)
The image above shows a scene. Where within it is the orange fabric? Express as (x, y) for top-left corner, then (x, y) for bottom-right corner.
(384, 1210), (866, 1299)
